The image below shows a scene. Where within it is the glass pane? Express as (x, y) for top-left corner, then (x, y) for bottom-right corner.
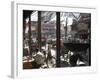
(23, 10), (38, 69)
(60, 12), (91, 67)
(41, 11), (56, 68)
(31, 11), (38, 55)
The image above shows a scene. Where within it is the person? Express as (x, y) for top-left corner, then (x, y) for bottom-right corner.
(46, 47), (56, 68)
(32, 49), (45, 68)
(69, 52), (84, 67)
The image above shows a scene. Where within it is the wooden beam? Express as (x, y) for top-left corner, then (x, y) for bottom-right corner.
(89, 14), (91, 66)
(23, 19), (26, 40)
(56, 12), (61, 67)
(38, 11), (41, 51)
(28, 14), (32, 56)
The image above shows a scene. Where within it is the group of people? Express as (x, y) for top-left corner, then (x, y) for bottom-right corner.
(23, 41), (89, 69)
(23, 43), (56, 69)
